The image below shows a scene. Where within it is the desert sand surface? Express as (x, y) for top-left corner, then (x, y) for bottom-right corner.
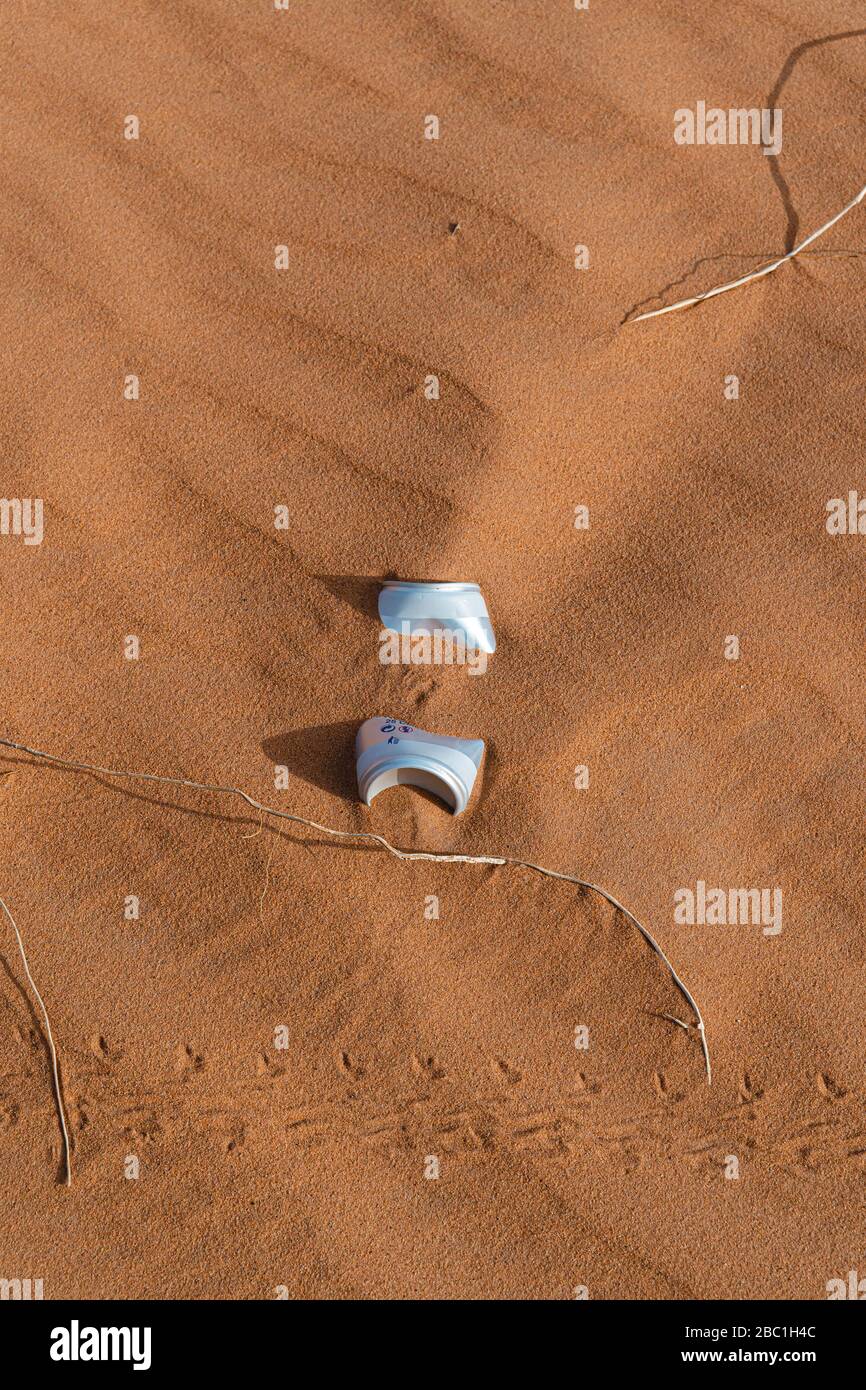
(1, 0), (864, 1300)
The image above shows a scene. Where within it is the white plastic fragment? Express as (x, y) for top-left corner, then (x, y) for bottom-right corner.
(378, 580), (495, 654)
(355, 717), (484, 815)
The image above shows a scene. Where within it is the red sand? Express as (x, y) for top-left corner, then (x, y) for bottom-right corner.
(1, 1), (864, 1299)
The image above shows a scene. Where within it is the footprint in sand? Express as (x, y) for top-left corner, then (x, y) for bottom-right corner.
(337, 1050), (368, 1082)
(575, 1071), (601, 1096)
(653, 1071), (683, 1103)
(738, 1072), (764, 1104)
(399, 668), (440, 709)
(203, 1111), (246, 1156)
(12, 1023), (41, 1054)
(490, 1056), (522, 1086)
(72, 1097), (91, 1134)
(122, 1110), (162, 1145)
(256, 1051), (287, 1079)
(89, 1034), (122, 1067)
(816, 1072), (847, 1101)
(0, 1101), (19, 1132)
(175, 1043), (205, 1076)
(412, 1053), (447, 1081)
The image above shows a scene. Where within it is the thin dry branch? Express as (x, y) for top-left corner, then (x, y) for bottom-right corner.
(627, 181), (866, 322)
(0, 893), (72, 1186)
(0, 735), (712, 1104)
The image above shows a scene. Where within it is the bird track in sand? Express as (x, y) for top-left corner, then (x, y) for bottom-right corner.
(0, 1039), (861, 1176)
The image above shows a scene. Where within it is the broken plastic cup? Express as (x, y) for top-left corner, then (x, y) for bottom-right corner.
(378, 581), (495, 654)
(356, 717), (484, 815)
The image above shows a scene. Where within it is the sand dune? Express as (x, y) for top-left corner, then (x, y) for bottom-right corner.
(1, 0), (864, 1298)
